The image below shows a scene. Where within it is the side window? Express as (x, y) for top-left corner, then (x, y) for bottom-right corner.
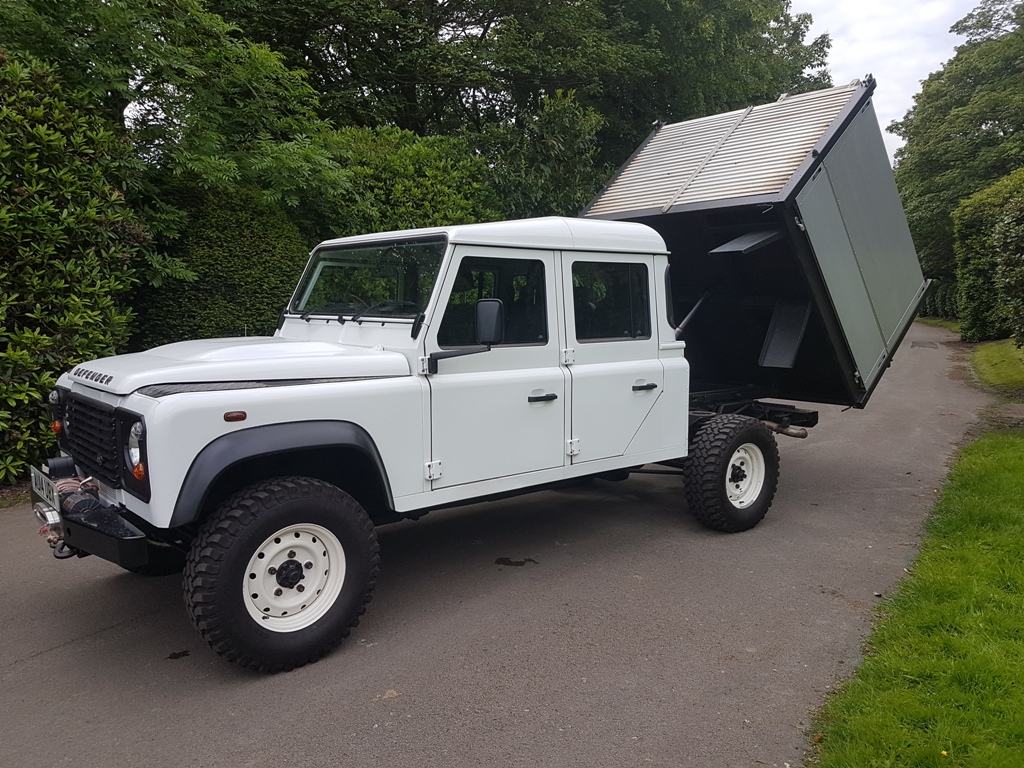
(572, 261), (651, 342)
(437, 257), (548, 347)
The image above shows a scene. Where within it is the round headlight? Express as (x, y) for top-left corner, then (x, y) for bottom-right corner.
(128, 421), (144, 467)
(48, 389), (61, 405)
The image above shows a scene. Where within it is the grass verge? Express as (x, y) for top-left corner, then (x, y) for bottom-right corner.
(916, 317), (962, 333)
(811, 430), (1024, 767)
(972, 339), (1024, 392)
(0, 480), (31, 509)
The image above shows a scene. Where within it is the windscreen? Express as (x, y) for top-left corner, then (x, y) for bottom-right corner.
(292, 237), (447, 319)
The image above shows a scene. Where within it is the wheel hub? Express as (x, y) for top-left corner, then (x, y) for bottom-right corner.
(725, 442), (766, 509)
(242, 523), (347, 632)
(275, 559), (305, 589)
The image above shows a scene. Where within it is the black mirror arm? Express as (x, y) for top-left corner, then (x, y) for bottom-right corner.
(427, 345), (490, 374)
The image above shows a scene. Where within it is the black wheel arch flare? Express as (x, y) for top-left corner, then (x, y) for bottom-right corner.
(169, 421), (395, 528)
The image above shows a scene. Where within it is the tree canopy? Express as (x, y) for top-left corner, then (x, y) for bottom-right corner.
(892, 2), (1024, 280)
(208, 0), (829, 162)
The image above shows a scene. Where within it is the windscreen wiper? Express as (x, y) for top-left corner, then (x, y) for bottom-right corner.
(350, 300), (419, 325)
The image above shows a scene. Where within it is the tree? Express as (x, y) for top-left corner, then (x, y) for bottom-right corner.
(324, 127), (500, 237)
(477, 91), (607, 219)
(951, 0), (1022, 42)
(892, 2), (1024, 281)
(210, 0), (830, 163)
(0, 0), (351, 245)
(0, 52), (152, 482)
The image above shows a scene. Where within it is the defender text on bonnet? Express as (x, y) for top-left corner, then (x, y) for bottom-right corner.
(31, 81), (927, 671)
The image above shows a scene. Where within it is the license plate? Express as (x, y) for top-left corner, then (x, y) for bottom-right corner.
(31, 466), (61, 511)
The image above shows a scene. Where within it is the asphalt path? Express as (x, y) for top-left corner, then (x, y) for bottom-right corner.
(0, 323), (991, 768)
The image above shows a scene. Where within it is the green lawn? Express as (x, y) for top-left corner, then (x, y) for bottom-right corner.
(972, 339), (1024, 391)
(812, 430), (1024, 766)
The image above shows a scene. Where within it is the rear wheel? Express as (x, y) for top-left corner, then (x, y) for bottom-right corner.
(682, 414), (780, 532)
(183, 477), (379, 672)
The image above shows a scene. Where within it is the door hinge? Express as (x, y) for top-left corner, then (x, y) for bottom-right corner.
(418, 356), (431, 375)
(562, 348), (575, 365)
(566, 438), (580, 456)
(425, 460), (442, 480)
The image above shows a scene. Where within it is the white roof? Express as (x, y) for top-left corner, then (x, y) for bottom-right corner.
(586, 82), (864, 216)
(316, 216), (667, 254)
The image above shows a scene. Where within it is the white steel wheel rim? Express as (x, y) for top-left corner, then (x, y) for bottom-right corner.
(726, 442), (766, 509)
(243, 523), (346, 632)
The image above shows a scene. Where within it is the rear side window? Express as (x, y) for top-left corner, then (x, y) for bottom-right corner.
(572, 262), (651, 341)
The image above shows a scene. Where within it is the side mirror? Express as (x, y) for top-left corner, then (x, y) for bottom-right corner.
(476, 298), (504, 346)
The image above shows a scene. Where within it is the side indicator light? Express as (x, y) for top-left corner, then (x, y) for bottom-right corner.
(224, 411), (247, 422)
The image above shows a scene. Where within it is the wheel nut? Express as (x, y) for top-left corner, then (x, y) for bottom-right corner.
(297, 584), (305, 593)
(304, 561), (313, 569)
(288, 550), (296, 559)
(268, 566), (277, 575)
(274, 588), (283, 596)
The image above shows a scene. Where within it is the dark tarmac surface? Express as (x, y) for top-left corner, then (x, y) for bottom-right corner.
(0, 323), (991, 768)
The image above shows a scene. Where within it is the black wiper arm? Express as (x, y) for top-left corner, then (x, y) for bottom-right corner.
(350, 300), (418, 325)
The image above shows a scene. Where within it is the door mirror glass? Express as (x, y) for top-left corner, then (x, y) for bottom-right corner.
(476, 299), (505, 345)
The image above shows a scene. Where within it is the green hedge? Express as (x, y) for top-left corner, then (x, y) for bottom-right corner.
(953, 169), (1024, 342)
(325, 126), (499, 238)
(132, 189), (309, 349)
(992, 195), (1024, 348)
(919, 280), (959, 320)
(0, 51), (150, 483)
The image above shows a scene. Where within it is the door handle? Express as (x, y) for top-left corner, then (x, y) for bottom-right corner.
(632, 382), (658, 391)
(528, 393), (558, 403)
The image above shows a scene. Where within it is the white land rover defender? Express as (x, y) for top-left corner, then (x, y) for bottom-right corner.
(30, 80), (928, 672)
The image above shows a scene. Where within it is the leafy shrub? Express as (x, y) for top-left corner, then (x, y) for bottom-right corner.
(323, 126), (499, 239)
(952, 169), (1024, 341)
(921, 282), (938, 317)
(921, 281), (958, 320)
(0, 52), (152, 483)
(132, 189), (309, 349)
(992, 196), (1024, 347)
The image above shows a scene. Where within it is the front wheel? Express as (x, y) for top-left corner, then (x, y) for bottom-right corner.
(183, 477), (379, 672)
(682, 415), (780, 532)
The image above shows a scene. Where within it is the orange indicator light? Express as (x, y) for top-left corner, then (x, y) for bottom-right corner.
(133, 463), (146, 481)
(224, 411), (247, 422)
(50, 420), (62, 435)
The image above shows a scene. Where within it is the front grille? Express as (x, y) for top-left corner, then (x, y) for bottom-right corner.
(64, 394), (121, 488)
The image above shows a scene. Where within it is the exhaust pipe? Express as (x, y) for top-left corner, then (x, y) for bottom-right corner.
(764, 421), (809, 439)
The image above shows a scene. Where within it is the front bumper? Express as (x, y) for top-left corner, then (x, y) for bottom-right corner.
(31, 466), (150, 569)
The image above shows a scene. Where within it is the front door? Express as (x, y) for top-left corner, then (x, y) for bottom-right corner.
(426, 246), (565, 489)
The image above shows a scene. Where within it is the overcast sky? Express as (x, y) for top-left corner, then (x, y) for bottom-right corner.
(795, 0), (979, 165)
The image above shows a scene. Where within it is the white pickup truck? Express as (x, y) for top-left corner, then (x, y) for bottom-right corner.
(30, 80), (927, 671)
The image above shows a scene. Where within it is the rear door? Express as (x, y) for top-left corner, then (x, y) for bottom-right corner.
(561, 254), (663, 464)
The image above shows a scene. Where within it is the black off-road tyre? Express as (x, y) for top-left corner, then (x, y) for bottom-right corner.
(183, 477), (379, 672)
(682, 414), (780, 533)
(122, 543), (186, 577)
